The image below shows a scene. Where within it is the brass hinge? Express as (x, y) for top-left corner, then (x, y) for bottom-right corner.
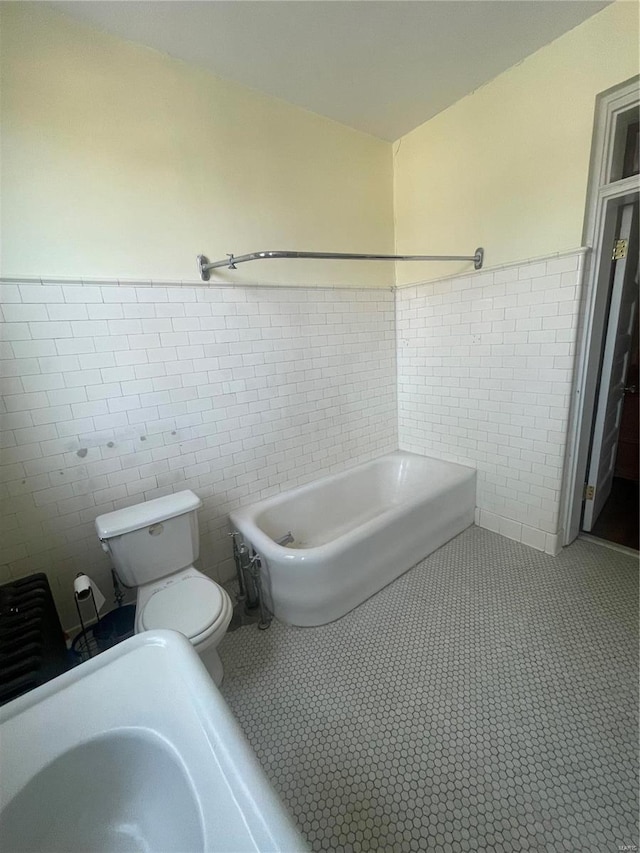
(584, 484), (595, 501)
(612, 239), (628, 260)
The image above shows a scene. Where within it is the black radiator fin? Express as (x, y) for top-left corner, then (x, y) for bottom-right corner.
(0, 573), (70, 706)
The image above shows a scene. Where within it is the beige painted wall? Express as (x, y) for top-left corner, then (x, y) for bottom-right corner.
(2, 3), (638, 289)
(0, 3), (393, 287)
(393, 2), (640, 285)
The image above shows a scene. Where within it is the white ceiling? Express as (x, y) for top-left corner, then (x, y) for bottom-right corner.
(51, 1), (610, 141)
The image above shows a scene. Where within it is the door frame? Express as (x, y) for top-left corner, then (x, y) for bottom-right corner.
(582, 201), (638, 531)
(561, 76), (640, 545)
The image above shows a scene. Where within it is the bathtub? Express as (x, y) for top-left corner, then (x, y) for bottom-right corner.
(230, 451), (476, 626)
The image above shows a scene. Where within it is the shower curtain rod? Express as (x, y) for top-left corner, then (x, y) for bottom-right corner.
(197, 247), (484, 281)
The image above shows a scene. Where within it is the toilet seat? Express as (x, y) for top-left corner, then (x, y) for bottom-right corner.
(141, 576), (226, 640)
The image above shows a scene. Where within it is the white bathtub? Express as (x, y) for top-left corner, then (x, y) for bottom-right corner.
(230, 451), (476, 626)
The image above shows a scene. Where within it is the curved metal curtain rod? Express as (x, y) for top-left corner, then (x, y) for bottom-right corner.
(197, 248), (484, 281)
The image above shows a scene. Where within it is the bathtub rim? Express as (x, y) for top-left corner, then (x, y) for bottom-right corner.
(229, 450), (476, 561)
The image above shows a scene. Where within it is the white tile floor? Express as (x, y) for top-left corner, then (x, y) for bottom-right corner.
(219, 527), (639, 852)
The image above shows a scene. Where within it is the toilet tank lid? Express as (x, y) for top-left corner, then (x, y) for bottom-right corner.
(95, 490), (202, 539)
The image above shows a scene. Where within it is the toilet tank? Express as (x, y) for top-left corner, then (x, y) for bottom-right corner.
(95, 491), (202, 587)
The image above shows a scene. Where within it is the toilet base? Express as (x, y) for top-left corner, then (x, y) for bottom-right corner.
(199, 644), (224, 686)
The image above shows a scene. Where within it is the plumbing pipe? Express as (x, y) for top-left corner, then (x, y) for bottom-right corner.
(229, 531), (247, 601)
(239, 542), (260, 609)
(250, 553), (272, 631)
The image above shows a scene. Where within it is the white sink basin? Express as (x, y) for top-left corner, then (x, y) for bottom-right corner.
(0, 630), (306, 853)
(1, 731), (204, 852)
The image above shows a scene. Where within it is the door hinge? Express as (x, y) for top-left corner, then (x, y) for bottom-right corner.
(612, 239), (628, 260)
(584, 484), (595, 501)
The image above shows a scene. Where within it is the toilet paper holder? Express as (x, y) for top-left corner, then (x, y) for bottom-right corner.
(73, 574), (101, 640)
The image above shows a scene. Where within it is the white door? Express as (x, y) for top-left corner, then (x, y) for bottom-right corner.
(583, 201), (639, 530)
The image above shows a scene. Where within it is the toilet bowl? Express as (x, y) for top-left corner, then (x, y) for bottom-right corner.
(95, 491), (232, 685)
(135, 568), (233, 684)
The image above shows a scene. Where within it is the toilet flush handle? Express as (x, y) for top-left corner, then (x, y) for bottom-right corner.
(100, 540), (110, 554)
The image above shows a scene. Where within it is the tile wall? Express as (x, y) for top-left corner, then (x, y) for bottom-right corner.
(396, 251), (586, 554)
(0, 280), (397, 627)
(0, 250), (587, 628)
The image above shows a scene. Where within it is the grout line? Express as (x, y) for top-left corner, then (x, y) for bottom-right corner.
(0, 275), (393, 293)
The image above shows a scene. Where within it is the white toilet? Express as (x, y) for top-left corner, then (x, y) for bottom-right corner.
(95, 490), (233, 685)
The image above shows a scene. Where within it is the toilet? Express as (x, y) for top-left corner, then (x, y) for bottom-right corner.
(95, 490), (233, 685)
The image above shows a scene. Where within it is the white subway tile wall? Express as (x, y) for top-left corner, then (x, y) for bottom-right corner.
(396, 252), (585, 554)
(0, 281), (397, 627)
